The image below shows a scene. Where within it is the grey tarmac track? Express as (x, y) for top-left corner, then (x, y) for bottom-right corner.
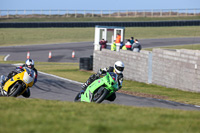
(0, 38), (200, 110)
(0, 37), (200, 62)
(0, 64), (200, 110)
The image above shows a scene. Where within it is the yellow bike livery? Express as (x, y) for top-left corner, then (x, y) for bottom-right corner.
(0, 67), (35, 97)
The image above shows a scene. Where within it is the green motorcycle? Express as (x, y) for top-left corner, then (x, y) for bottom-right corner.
(74, 72), (119, 103)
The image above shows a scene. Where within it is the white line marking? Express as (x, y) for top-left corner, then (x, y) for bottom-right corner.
(12, 63), (83, 85)
(4, 54), (10, 61)
(38, 71), (83, 85)
(12, 63), (83, 84)
(195, 105), (200, 108)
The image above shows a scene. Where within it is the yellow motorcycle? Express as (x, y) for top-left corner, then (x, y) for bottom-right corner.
(0, 67), (35, 97)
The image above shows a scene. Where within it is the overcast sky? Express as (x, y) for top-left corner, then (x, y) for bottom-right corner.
(0, 0), (200, 10)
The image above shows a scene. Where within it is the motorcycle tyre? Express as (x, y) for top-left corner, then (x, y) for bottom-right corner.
(74, 92), (81, 102)
(93, 87), (109, 103)
(9, 83), (23, 97)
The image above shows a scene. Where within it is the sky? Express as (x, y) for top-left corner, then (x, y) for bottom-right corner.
(0, 0), (200, 10)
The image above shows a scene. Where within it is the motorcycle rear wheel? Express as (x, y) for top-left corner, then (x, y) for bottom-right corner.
(9, 83), (23, 97)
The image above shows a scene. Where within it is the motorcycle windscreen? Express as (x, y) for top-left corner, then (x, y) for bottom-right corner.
(23, 71), (34, 84)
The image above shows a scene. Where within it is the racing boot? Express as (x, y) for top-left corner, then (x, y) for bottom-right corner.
(81, 82), (89, 94)
(0, 75), (6, 87)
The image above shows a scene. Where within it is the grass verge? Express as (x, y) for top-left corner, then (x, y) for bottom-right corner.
(0, 26), (200, 46)
(0, 97), (200, 133)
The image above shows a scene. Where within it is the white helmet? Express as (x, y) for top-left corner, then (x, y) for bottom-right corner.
(25, 59), (34, 69)
(114, 61), (124, 74)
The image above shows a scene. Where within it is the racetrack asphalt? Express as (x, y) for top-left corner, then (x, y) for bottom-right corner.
(0, 64), (200, 111)
(0, 37), (200, 62)
(0, 37), (200, 110)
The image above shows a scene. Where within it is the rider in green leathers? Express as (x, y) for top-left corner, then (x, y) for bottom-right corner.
(81, 61), (125, 101)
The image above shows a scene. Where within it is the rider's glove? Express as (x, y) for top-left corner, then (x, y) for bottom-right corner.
(98, 68), (107, 75)
(16, 66), (23, 69)
(16, 66), (23, 71)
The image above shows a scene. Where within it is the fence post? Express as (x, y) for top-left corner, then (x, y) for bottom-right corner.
(75, 10), (77, 18)
(7, 10), (9, 18)
(15, 10), (17, 16)
(66, 10), (68, 17)
(148, 52), (153, 84)
(186, 9), (187, 16)
(49, 10), (51, 17)
(151, 9), (153, 17)
(126, 10), (128, 17)
(177, 9), (179, 16)
(194, 9), (196, 16)
(169, 10), (171, 17)
(160, 9), (162, 17)
(0, 10), (1, 18)
(135, 10), (137, 17)
(101, 10), (103, 17)
(92, 10), (94, 17)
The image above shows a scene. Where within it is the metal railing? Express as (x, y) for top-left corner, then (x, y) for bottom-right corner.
(0, 8), (200, 18)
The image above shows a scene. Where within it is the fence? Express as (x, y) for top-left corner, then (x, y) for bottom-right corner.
(0, 8), (200, 18)
(1, 20), (200, 28)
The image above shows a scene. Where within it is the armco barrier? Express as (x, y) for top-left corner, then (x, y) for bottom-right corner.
(0, 20), (200, 28)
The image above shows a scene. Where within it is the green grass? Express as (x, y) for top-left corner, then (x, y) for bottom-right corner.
(1, 16), (200, 22)
(0, 97), (200, 133)
(0, 26), (200, 46)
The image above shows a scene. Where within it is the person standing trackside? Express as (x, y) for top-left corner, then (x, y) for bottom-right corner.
(99, 39), (107, 49)
(130, 37), (134, 44)
(115, 33), (121, 51)
(125, 39), (132, 50)
(111, 41), (116, 51)
(115, 33), (121, 44)
(132, 39), (142, 52)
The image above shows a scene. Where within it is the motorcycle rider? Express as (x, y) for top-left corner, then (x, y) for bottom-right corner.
(81, 61), (125, 101)
(0, 59), (38, 98)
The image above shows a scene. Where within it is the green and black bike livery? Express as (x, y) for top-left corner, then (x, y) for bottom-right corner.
(74, 72), (119, 103)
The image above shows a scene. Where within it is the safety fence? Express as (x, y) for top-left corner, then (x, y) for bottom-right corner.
(0, 8), (200, 18)
(0, 20), (200, 28)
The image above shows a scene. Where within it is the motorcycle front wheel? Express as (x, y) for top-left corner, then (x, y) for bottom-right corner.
(74, 92), (81, 102)
(9, 82), (23, 97)
(93, 87), (109, 103)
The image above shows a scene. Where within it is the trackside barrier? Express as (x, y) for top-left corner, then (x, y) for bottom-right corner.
(0, 20), (200, 28)
(93, 49), (200, 93)
(79, 55), (93, 70)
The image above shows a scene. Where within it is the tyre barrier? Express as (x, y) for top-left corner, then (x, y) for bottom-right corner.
(79, 55), (93, 70)
(0, 20), (200, 28)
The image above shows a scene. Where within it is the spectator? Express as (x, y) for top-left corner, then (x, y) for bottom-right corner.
(122, 45), (127, 50)
(130, 37), (134, 44)
(111, 41), (116, 51)
(99, 39), (107, 49)
(125, 39), (132, 50)
(132, 39), (142, 52)
(115, 33), (121, 44)
(120, 41), (124, 49)
(115, 33), (121, 51)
